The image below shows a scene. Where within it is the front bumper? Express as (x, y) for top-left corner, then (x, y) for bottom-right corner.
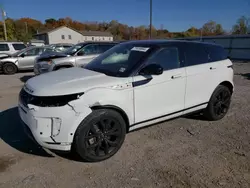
(34, 62), (53, 75)
(18, 101), (92, 151)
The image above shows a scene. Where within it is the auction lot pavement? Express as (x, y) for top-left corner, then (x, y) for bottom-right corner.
(0, 63), (250, 188)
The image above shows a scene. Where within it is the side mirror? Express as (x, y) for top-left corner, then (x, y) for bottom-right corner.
(77, 51), (85, 56)
(20, 53), (25, 58)
(139, 64), (163, 75)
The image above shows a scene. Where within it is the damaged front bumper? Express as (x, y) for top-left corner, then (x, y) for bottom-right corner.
(18, 100), (92, 151)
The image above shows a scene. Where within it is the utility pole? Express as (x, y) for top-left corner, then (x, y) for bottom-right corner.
(200, 28), (203, 41)
(25, 22), (28, 34)
(149, 0), (152, 39)
(0, 5), (7, 41)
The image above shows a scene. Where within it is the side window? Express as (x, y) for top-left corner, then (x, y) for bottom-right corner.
(78, 44), (98, 55)
(24, 48), (41, 56)
(0, 44), (10, 51)
(12, 43), (26, 50)
(61, 35), (65, 39)
(97, 44), (114, 53)
(146, 47), (180, 71)
(185, 43), (209, 66)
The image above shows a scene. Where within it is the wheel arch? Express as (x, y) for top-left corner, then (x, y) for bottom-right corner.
(1, 61), (18, 73)
(219, 81), (234, 94)
(90, 105), (130, 133)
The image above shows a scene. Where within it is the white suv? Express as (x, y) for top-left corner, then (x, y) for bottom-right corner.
(0, 42), (26, 55)
(18, 40), (234, 162)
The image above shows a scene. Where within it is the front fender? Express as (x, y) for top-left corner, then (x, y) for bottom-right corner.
(69, 86), (134, 126)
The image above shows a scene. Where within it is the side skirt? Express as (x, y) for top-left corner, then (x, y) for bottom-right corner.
(129, 102), (208, 132)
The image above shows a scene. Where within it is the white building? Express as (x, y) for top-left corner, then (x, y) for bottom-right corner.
(34, 26), (113, 45)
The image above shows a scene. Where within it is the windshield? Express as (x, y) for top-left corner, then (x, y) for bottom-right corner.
(84, 43), (154, 77)
(64, 44), (84, 55)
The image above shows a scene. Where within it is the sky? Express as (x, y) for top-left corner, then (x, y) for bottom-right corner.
(1, 0), (249, 32)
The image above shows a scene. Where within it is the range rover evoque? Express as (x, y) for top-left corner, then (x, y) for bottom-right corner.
(19, 40), (234, 162)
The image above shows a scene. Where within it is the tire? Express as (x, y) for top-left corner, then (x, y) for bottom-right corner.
(204, 85), (232, 121)
(3, 63), (18, 75)
(73, 109), (126, 162)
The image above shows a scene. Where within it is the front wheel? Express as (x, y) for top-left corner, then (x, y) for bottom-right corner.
(3, 63), (18, 75)
(204, 85), (232, 121)
(73, 109), (126, 162)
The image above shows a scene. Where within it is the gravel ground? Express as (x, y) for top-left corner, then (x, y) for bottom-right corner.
(0, 62), (250, 188)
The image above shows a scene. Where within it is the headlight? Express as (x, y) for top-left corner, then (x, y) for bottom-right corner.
(40, 60), (53, 68)
(20, 88), (84, 107)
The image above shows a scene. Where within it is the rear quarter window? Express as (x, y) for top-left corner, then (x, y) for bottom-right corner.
(205, 45), (228, 62)
(0, 44), (10, 51)
(185, 43), (209, 66)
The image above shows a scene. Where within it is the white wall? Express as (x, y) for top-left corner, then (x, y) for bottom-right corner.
(31, 42), (45, 47)
(48, 27), (84, 44)
(83, 36), (113, 41)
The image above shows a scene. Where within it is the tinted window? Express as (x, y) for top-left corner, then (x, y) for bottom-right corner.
(146, 47), (180, 70)
(0, 44), (10, 51)
(185, 43), (209, 66)
(98, 44), (115, 53)
(205, 45), (228, 62)
(12, 43), (26, 50)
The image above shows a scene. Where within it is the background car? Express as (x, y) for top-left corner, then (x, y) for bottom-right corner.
(46, 43), (73, 52)
(34, 41), (120, 75)
(0, 46), (57, 74)
(0, 41), (27, 55)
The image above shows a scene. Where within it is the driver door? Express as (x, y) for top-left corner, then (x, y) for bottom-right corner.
(133, 46), (186, 124)
(75, 44), (100, 67)
(18, 48), (42, 69)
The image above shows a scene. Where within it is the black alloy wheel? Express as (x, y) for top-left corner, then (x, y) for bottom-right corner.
(74, 109), (126, 162)
(213, 89), (231, 117)
(204, 85), (232, 121)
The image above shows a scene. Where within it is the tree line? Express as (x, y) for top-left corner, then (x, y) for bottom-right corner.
(0, 16), (249, 42)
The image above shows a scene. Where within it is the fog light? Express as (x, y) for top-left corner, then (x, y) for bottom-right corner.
(51, 117), (62, 137)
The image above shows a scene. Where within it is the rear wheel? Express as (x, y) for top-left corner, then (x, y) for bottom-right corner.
(3, 63), (18, 75)
(73, 109), (126, 162)
(204, 85), (232, 121)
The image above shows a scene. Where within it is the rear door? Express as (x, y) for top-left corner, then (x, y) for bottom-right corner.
(184, 43), (218, 109)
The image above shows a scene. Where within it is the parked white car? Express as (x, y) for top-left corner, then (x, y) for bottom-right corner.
(18, 40), (234, 162)
(0, 41), (26, 55)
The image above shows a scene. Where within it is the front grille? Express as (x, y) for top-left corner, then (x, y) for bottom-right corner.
(19, 88), (84, 107)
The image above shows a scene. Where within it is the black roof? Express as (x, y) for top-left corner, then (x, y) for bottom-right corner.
(76, 41), (121, 46)
(120, 39), (224, 48)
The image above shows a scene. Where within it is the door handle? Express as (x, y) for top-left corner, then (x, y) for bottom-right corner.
(210, 67), (216, 70)
(171, 75), (182, 79)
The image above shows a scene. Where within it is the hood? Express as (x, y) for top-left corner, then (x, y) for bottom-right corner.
(37, 51), (69, 62)
(0, 56), (17, 62)
(25, 67), (124, 96)
(0, 53), (12, 60)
